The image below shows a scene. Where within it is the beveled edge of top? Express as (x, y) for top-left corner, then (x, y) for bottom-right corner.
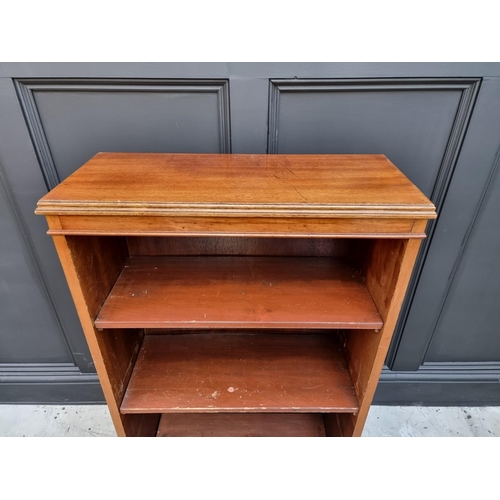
(35, 201), (436, 218)
(35, 153), (437, 219)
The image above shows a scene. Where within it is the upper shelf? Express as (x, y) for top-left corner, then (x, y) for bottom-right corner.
(36, 153), (436, 219)
(95, 256), (383, 330)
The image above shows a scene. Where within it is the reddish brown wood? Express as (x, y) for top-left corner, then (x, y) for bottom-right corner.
(48, 215), (421, 238)
(120, 334), (359, 414)
(340, 222), (427, 436)
(37, 154), (436, 437)
(95, 256), (383, 330)
(36, 153), (436, 219)
(126, 236), (354, 257)
(64, 235), (129, 320)
(51, 234), (160, 437)
(157, 413), (327, 437)
(143, 328), (342, 336)
(323, 414), (345, 437)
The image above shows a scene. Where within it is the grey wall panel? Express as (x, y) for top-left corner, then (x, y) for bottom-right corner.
(425, 153), (500, 362)
(391, 78), (500, 371)
(0, 377), (103, 404)
(375, 380), (500, 406)
(1, 62), (500, 79)
(0, 164), (71, 364)
(0, 75), (97, 381)
(229, 77), (269, 154)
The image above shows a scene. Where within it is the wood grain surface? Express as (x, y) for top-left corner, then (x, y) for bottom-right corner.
(36, 153), (436, 219)
(48, 214), (420, 237)
(50, 234), (160, 436)
(126, 236), (354, 257)
(95, 256), (383, 329)
(120, 334), (359, 413)
(156, 413), (327, 437)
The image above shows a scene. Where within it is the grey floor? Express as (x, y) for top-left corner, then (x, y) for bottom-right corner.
(0, 404), (499, 436)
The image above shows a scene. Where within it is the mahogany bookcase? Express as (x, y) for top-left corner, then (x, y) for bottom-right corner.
(36, 153), (436, 437)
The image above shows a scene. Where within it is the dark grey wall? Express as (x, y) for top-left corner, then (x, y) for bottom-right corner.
(426, 152), (500, 362)
(1, 63), (499, 404)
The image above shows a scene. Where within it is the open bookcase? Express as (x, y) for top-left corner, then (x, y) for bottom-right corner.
(36, 153), (436, 437)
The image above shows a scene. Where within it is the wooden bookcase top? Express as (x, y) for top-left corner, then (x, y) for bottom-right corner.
(36, 153), (436, 219)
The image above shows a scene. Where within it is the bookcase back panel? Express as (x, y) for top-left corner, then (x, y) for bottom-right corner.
(127, 236), (355, 258)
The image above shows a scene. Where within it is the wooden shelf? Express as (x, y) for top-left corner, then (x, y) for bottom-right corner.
(157, 413), (327, 437)
(120, 333), (359, 414)
(95, 256), (382, 330)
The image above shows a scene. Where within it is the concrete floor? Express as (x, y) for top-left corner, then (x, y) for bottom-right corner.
(0, 405), (499, 436)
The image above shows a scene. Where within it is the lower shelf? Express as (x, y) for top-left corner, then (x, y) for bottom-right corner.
(120, 333), (359, 414)
(157, 413), (327, 437)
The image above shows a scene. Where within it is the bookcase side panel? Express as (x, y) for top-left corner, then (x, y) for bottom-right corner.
(50, 230), (159, 436)
(341, 220), (427, 436)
